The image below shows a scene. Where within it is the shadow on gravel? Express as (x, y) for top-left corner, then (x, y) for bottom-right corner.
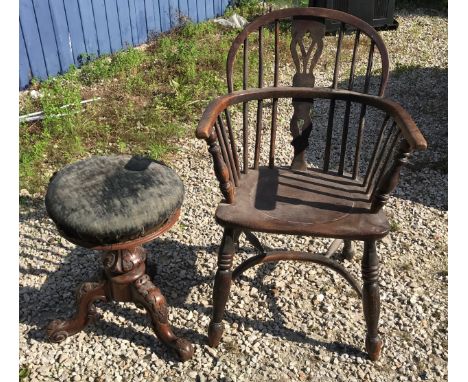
(304, 66), (447, 211)
(19, 235), (212, 362)
(385, 66), (447, 210)
(20, 228), (366, 360)
(225, 259), (367, 358)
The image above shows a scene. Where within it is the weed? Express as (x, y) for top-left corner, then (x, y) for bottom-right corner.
(227, 0), (266, 19)
(125, 73), (147, 94)
(19, 366), (29, 381)
(79, 56), (112, 84)
(17, 1), (305, 194)
(389, 220), (401, 232)
(149, 143), (171, 160)
(394, 62), (423, 76)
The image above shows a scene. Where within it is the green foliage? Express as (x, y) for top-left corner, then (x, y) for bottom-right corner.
(40, 75), (82, 134)
(19, 3), (271, 194)
(393, 62), (423, 75)
(19, 366), (29, 381)
(227, 0), (309, 19)
(79, 48), (147, 85)
(390, 220), (401, 232)
(149, 143), (171, 160)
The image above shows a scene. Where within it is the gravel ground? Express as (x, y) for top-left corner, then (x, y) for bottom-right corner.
(19, 9), (447, 382)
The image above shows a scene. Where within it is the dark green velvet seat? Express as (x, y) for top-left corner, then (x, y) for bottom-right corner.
(45, 155), (184, 247)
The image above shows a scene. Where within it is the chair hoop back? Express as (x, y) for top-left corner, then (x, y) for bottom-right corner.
(226, 7), (390, 97)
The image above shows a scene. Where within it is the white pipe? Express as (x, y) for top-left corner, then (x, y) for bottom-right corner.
(19, 97), (101, 123)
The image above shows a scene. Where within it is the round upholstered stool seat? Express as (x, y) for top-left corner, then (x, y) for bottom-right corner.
(45, 155), (184, 247)
(45, 155), (193, 360)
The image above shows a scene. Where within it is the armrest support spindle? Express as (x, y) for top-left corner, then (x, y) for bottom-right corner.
(206, 130), (235, 204)
(371, 139), (411, 212)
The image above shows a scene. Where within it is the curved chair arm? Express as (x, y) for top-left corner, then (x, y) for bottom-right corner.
(197, 87), (427, 151)
(196, 87), (426, 207)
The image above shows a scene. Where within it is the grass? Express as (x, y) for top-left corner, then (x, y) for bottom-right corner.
(19, 17), (243, 194)
(19, 1), (297, 195)
(389, 220), (401, 232)
(18, 0), (401, 195)
(393, 62), (424, 76)
(19, 366), (29, 381)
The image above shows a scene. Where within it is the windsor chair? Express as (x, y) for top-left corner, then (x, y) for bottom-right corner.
(196, 8), (426, 361)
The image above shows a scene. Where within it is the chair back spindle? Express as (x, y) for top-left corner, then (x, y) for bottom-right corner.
(206, 130), (235, 203)
(226, 8), (389, 177)
(254, 27), (264, 169)
(269, 20), (280, 169)
(242, 39), (249, 174)
(199, 8), (421, 211)
(224, 110), (241, 179)
(197, 87), (426, 212)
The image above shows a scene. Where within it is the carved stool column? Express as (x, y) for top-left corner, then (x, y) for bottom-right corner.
(44, 155), (194, 361)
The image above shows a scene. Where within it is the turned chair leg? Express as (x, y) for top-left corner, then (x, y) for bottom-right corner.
(362, 240), (383, 361)
(47, 280), (108, 342)
(132, 274), (194, 361)
(208, 227), (238, 347)
(343, 240), (355, 260)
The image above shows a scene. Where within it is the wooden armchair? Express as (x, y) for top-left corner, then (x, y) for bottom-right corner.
(196, 8), (427, 361)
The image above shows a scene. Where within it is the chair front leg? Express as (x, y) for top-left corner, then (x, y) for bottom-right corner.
(208, 227), (239, 347)
(362, 239), (383, 361)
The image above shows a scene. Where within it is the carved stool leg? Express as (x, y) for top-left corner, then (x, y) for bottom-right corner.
(132, 275), (194, 361)
(208, 227), (238, 347)
(362, 240), (383, 361)
(47, 280), (108, 342)
(343, 240), (355, 260)
(48, 246), (194, 361)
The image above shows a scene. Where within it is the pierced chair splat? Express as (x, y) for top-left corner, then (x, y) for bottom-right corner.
(196, 8), (427, 361)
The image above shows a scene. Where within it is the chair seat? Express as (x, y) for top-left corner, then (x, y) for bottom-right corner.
(45, 155), (184, 247)
(215, 167), (389, 240)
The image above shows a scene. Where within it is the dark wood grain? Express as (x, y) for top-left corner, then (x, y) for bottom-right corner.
(226, 7), (390, 94)
(208, 227), (239, 347)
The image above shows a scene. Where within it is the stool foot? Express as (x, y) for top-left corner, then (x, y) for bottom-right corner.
(133, 274), (194, 361)
(47, 280), (107, 342)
